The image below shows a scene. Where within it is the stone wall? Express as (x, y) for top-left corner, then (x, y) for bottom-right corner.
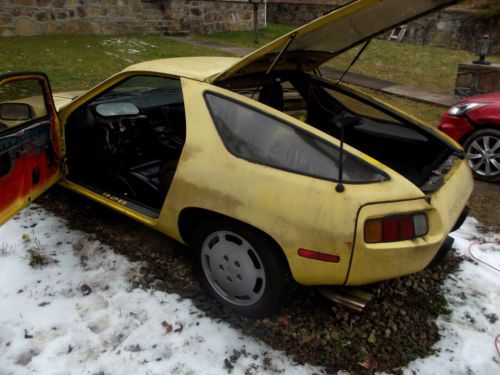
(177, 0), (266, 35)
(267, 0), (349, 26)
(0, 0), (266, 37)
(267, 0), (499, 54)
(404, 10), (499, 55)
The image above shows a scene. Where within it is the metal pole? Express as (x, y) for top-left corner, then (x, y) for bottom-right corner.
(253, 3), (259, 44)
(249, 0), (264, 44)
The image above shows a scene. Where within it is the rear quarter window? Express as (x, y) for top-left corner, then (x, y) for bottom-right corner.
(204, 92), (387, 183)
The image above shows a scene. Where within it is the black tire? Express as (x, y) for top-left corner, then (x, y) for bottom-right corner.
(463, 128), (500, 182)
(191, 220), (289, 318)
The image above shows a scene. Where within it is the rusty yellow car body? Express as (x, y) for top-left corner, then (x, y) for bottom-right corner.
(0, 0), (472, 316)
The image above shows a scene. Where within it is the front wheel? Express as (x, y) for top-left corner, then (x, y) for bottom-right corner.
(463, 128), (500, 182)
(192, 220), (289, 318)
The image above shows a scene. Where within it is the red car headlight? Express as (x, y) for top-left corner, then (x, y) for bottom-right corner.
(447, 102), (488, 117)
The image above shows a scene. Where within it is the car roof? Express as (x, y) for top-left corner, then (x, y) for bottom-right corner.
(121, 56), (241, 81)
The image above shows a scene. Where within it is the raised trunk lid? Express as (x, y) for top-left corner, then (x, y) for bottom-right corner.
(212, 0), (456, 83)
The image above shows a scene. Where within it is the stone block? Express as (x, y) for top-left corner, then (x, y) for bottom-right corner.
(46, 22), (63, 35)
(478, 72), (499, 93)
(12, 7), (22, 17)
(35, 11), (50, 22)
(66, 19), (81, 34)
(55, 10), (68, 19)
(190, 8), (201, 17)
(52, 0), (66, 8)
(456, 72), (472, 88)
(1, 28), (15, 37)
(0, 13), (12, 26)
(17, 0), (33, 6)
(20, 7), (34, 17)
(76, 6), (87, 17)
(15, 16), (41, 36)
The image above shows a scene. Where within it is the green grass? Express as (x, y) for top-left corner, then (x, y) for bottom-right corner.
(0, 35), (224, 91)
(198, 23), (295, 49)
(201, 23), (499, 95)
(328, 41), (499, 95)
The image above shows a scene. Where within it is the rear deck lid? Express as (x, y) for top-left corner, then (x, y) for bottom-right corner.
(211, 0), (456, 83)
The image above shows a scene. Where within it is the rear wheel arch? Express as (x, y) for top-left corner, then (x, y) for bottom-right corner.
(178, 207), (291, 274)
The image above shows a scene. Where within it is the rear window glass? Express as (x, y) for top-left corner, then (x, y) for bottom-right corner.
(205, 92), (387, 183)
(0, 79), (48, 134)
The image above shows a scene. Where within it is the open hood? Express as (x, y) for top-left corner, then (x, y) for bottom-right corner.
(211, 0), (456, 83)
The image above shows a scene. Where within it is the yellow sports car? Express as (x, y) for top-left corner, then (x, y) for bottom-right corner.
(0, 0), (472, 317)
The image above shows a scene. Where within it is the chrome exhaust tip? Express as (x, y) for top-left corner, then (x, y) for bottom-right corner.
(317, 286), (373, 312)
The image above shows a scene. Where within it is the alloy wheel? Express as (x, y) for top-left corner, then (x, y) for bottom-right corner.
(201, 230), (266, 307)
(466, 134), (500, 178)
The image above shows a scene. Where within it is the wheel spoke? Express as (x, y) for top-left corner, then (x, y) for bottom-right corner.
(491, 139), (500, 152)
(468, 153), (482, 160)
(482, 136), (491, 151)
(490, 158), (500, 173)
(470, 141), (483, 153)
(472, 158), (485, 171)
(485, 159), (492, 175)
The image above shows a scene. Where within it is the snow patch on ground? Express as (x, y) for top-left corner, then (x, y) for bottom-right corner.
(101, 38), (158, 54)
(405, 217), (500, 374)
(0, 206), (323, 375)
(1, 206), (499, 374)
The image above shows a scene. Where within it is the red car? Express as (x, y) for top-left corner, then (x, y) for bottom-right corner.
(439, 92), (500, 182)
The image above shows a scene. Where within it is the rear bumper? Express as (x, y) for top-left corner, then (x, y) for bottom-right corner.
(344, 159), (473, 286)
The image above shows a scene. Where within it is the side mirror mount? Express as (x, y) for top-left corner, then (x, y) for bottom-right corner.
(0, 102), (33, 121)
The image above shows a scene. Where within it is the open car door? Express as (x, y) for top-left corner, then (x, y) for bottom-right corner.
(0, 72), (63, 226)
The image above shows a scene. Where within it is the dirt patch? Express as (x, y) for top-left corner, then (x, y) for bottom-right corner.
(467, 181), (500, 231)
(40, 187), (465, 374)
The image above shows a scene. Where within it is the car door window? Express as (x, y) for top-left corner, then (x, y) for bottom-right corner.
(0, 79), (48, 134)
(205, 92), (387, 183)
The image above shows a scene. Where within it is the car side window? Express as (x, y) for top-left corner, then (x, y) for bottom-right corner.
(205, 92), (387, 183)
(0, 79), (48, 134)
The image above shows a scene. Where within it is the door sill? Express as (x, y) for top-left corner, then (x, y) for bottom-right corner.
(63, 178), (161, 220)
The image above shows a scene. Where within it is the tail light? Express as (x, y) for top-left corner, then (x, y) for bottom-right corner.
(365, 213), (428, 243)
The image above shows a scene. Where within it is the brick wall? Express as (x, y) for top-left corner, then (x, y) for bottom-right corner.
(0, 0), (266, 37)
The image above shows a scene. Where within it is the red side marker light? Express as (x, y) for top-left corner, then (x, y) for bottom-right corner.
(298, 248), (340, 263)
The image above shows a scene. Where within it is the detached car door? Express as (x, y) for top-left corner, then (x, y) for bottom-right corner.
(0, 72), (63, 226)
